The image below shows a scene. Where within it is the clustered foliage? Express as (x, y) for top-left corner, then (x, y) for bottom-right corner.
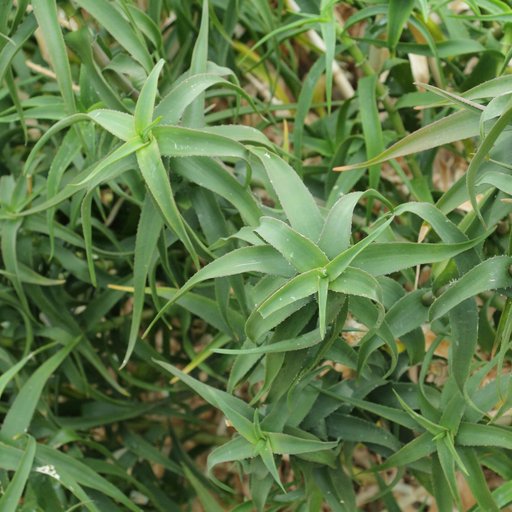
(2, 0), (512, 510)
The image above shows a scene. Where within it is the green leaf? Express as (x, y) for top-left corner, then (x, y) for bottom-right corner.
(32, 0), (76, 114)
(154, 125), (248, 159)
(430, 256), (512, 320)
(155, 74), (256, 125)
(394, 390), (444, 435)
(74, 0), (153, 72)
(182, 465), (225, 512)
(359, 75), (384, 194)
(144, 245), (293, 337)
(257, 438), (284, 492)
(80, 190), (97, 286)
(319, 191), (391, 258)
(478, 170), (512, 195)
(1, 336), (80, 438)
(416, 82), (484, 114)
(215, 328), (323, 355)
(377, 432), (436, 471)
(267, 432), (336, 455)
(0, 436), (36, 512)
(335, 110), (480, 172)
(0, 344), (54, 399)
(36, 444), (141, 512)
(317, 274), (329, 339)
(75, 136), (147, 188)
(123, 195), (163, 368)
(172, 157), (261, 226)
(134, 59), (164, 135)
(251, 147), (324, 240)
(329, 267), (383, 304)
(352, 236), (486, 277)
(327, 413), (401, 451)
(0, 14), (37, 86)
(182, 0), (209, 127)
(65, 28), (128, 113)
(207, 436), (255, 474)
(154, 360), (256, 430)
(326, 216), (394, 280)
(136, 137), (198, 266)
(255, 217), (329, 272)
(387, 0), (415, 51)
(467, 99), (512, 222)
(256, 269), (320, 319)
(436, 439), (462, 508)
(88, 109), (135, 141)
(459, 448), (500, 512)
(456, 422), (512, 450)
(320, 2), (335, 113)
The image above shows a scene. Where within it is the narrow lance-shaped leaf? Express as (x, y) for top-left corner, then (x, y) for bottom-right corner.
(172, 157), (261, 227)
(449, 299), (479, 391)
(154, 360), (255, 422)
(0, 436), (36, 512)
(134, 59), (164, 135)
(122, 195), (163, 368)
(320, 0), (335, 113)
(155, 73), (258, 125)
(255, 217), (329, 272)
(359, 75), (384, 195)
(436, 439), (462, 509)
(456, 422), (512, 450)
(251, 147), (324, 240)
(268, 431), (337, 455)
(352, 235), (487, 277)
(207, 436), (255, 475)
(76, 137), (148, 188)
(256, 269), (320, 319)
(416, 82), (484, 114)
(329, 267), (383, 305)
(36, 444), (141, 512)
(376, 432), (436, 471)
(136, 137), (198, 266)
(74, 0), (153, 72)
(319, 190), (392, 258)
(46, 129), (82, 259)
(88, 109), (135, 141)
(65, 28), (129, 113)
(183, 0), (209, 127)
(80, 189), (97, 286)
(143, 245), (293, 338)
(214, 328), (323, 355)
(318, 274), (329, 339)
(257, 439), (285, 492)
(0, 343), (56, 399)
(458, 448), (500, 512)
(430, 256), (512, 320)
(387, 0), (415, 51)
(478, 170), (512, 195)
(0, 14), (37, 86)
(23, 114), (89, 176)
(32, 0), (76, 114)
(1, 336), (81, 438)
(154, 125), (248, 159)
(182, 465), (225, 512)
(1, 220), (30, 315)
(334, 110), (481, 172)
(325, 215), (394, 280)
(466, 99), (512, 223)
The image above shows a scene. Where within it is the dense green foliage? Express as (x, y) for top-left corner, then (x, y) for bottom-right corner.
(2, 0), (512, 510)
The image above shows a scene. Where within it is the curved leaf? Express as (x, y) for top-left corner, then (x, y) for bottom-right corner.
(430, 256), (512, 321)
